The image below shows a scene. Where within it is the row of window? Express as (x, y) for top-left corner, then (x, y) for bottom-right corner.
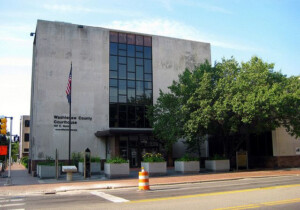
(110, 31), (152, 47)
(110, 104), (151, 128)
(110, 43), (152, 59)
(110, 56), (152, 74)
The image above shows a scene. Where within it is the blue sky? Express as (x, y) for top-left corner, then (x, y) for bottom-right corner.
(1, 0), (299, 134)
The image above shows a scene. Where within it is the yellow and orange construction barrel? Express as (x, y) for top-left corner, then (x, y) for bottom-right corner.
(139, 167), (150, 190)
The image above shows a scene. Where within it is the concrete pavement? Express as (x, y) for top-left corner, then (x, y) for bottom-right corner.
(1, 163), (300, 196)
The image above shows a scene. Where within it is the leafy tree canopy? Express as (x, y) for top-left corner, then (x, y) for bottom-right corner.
(149, 56), (300, 155)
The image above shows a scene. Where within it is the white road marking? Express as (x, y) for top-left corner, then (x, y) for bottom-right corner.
(90, 191), (129, 203)
(0, 203), (25, 207)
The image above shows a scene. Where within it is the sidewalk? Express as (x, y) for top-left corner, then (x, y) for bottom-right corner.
(1, 163), (300, 196)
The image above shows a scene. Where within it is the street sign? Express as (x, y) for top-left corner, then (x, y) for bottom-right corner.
(236, 151), (248, 170)
(0, 145), (8, 155)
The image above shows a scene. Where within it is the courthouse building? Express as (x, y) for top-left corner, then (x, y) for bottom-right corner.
(29, 20), (300, 172)
(29, 20), (211, 171)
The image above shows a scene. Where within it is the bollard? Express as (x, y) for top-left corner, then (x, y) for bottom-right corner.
(139, 167), (150, 190)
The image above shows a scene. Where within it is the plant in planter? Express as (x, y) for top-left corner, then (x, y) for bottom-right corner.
(78, 156), (101, 175)
(175, 154), (200, 174)
(141, 153), (167, 176)
(205, 154), (230, 172)
(104, 157), (129, 179)
(37, 157), (56, 179)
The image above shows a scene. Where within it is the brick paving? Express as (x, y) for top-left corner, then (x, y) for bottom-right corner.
(1, 163), (300, 196)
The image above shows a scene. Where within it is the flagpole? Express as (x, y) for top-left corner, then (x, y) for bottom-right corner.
(68, 62), (72, 165)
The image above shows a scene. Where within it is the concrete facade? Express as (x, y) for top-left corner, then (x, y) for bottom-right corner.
(19, 115), (30, 158)
(29, 20), (211, 171)
(272, 127), (300, 156)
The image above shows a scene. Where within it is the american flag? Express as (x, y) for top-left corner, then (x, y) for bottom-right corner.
(66, 64), (72, 104)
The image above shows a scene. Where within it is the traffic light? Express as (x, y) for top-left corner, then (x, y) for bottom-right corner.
(0, 118), (7, 135)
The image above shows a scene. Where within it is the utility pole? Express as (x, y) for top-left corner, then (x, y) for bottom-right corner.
(5, 116), (13, 186)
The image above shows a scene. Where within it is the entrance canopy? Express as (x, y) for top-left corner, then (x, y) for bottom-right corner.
(95, 128), (153, 137)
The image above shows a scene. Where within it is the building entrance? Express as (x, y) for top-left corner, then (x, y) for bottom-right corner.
(119, 135), (160, 168)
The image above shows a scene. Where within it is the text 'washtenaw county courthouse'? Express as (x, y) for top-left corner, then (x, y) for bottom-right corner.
(29, 20), (300, 173)
(29, 20), (211, 171)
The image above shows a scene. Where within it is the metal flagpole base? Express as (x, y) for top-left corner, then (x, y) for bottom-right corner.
(4, 177), (12, 186)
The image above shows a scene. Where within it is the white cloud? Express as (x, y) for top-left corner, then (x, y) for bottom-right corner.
(104, 19), (262, 52)
(177, 0), (232, 14)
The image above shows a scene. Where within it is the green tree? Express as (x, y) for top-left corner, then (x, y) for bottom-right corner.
(150, 56), (300, 160)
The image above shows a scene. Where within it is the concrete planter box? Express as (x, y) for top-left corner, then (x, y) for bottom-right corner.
(104, 163), (129, 179)
(175, 161), (200, 174)
(205, 159), (230, 172)
(141, 162), (167, 176)
(78, 162), (101, 175)
(37, 165), (56, 179)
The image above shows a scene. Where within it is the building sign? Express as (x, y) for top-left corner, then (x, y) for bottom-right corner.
(53, 115), (92, 132)
(0, 145), (8, 155)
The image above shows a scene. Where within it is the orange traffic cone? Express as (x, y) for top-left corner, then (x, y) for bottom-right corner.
(139, 167), (150, 190)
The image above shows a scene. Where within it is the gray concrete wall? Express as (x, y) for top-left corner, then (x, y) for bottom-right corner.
(30, 20), (108, 160)
(272, 127), (300, 156)
(30, 20), (211, 162)
(152, 35), (210, 102)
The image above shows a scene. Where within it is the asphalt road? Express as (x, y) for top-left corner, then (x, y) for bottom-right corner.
(1, 175), (300, 209)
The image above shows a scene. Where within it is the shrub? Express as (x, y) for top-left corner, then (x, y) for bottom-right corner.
(21, 156), (28, 168)
(79, 156), (101, 163)
(209, 154), (227, 160)
(176, 154), (199, 161)
(72, 152), (83, 167)
(37, 156), (55, 166)
(106, 157), (128, 164)
(142, 153), (165, 162)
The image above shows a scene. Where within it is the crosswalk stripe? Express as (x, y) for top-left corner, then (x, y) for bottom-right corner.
(90, 191), (129, 203)
(0, 203), (25, 207)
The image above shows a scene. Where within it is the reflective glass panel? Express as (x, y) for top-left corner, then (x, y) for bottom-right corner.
(128, 80), (135, 88)
(136, 66), (143, 80)
(109, 56), (117, 70)
(118, 64), (126, 79)
(136, 81), (144, 95)
(119, 56), (126, 64)
(128, 72), (135, 80)
(119, 95), (127, 103)
(127, 57), (135, 72)
(110, 87), (118, 102)
(145, 81), (152, 89)
(136, 58), (143, 66)
(128, 89), (135, 102)
(144, 73), (152, 81)
(110, 79), (117, 87)
(119, 50), (126, 56)
(119, 80), (126, 95)
(144, 47), (152, 59)
(119, 43), (126, 50)
(144, 59), (152, 73)
(136, 52), (143, 58)
(110, 70), (117, 79)
(127, 45), (135, 57)
(110, 43), (118, 55)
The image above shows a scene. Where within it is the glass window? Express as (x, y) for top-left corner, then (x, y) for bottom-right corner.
(119, 112), (127, 127)
(136, 58), (143, 66)
(136, 66), (143, 80)
(110, 56), (117, 70)
(110, 31), (118, 42)
(119, 64), (126, 79)
(110, 104), (118, 119)
(119, 43), (126, 50)
(110, 70), (117, 79)
(119, 80), (126, 95)
(136, 46), (143, 52)
(128, 89), (135, 102)
(136, 35), (143, 46)
(118, 50), (126, 56)
(127, 58), (135, 72)
(110, 79), (117, 87)
(144, 47), (152, 59)
(119, 56), (126, 64)
(144, 36), (152, 47)
(127, 45), (135, 57)
(145, 81), (152, 89)
(145, 73), (152, 81)
(25, 120), (30, 127)
(136, 81), (144, 95)
(127, 34), (135, 45)
(136, 106), (144, 127)
(128, 80), (135, 88)
(119, 95), (127, 103)
(119, 33), (126, 43)
(25, 133), (29, 142)
(136, 52), (143, 58)
(144, 59), (152, 73)
(110, 87), (118, 102)
(128, 72), (135, 80)
(119, 105), (126, 112)
(110, 43), (118, 55)
(145, 90), (152, 98)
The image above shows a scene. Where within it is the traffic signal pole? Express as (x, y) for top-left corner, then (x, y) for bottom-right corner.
(8, 117), (12, 179)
